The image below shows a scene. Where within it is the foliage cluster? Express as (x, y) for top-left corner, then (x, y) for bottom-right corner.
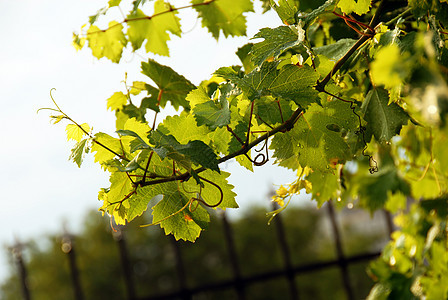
(41, 0), (448, 298)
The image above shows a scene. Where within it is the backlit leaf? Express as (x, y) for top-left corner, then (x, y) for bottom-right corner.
(87, 21), (127, 63)
(337, 0), (371, 15)
(141, 59), (196, 110)
(66, 123), (90, 142)
(271, 101), (358, 171)
(216, 62), (319, 107)
(362, 87), (409, 143)
(250, 25), (304, 67)
(126, 0), (181, 56)
(92, 132), (122, 164)
(69, 138), (89, 168)
(151, 182), (209, 241)
(270, 0), (299, 25)
(107, 92), (127, 111)
(192, 0), (254, 39)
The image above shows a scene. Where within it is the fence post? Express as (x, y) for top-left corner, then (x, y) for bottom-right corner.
(383, 209), (395, 238)
(11, 241), (31, 300)
(170, 236), (192, 300)
(61, 234), (84, 300)
(221, 211), (246, 300)
(326, 201), (355, 300)
(271, 202), (299, 300)
(113, 228), (136, 300)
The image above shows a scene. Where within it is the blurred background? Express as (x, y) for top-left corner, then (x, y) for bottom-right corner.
(2, 201), (391, 300)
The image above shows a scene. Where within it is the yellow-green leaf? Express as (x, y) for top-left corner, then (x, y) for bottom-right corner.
(107, 91), (128, 111)
(126, 0), (181, 56)
(337, 0), (371, 15)
(66, 123), (90, 142)
(87, 21), (127, 63)
(370, 44), (409, 89)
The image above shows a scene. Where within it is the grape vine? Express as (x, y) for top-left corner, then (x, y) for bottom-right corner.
(43, 0), (448, 297)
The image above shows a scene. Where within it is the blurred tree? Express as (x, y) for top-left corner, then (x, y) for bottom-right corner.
(1, 204), (385, 299)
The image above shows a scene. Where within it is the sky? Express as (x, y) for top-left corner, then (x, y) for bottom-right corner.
(0, 0), (303, 282)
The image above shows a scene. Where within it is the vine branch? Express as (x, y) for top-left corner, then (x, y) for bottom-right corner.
(85, 0), (217, 36)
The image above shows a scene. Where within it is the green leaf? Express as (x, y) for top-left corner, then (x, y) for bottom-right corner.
(89, 6), (109, 25)
(86, 21), (127, 63)
(69, 138), (89, 168)
(149, 130), (220, 172)
(192, 0), (254, 39)
(270, 0), (299, 25)
(362, 88), (409, 143)
(313, 38), (357, 61)
(126, 185), (161, 221)
(255, 96), (293, 126)
(141, 59), (196, 110)
(66, 123), (90, 142)
(176, 140), (220, 172)
(306, 171), (339, 206)
(126, 0), (181, 56)
(358, 167), (410, 212)
(250, 25), (304, 67)
(236, 43), (256, 73)
(108, 0), (121, 7)
(216, 62), (319, 106)
(370, 44), (409, 89)
(158, 114), (211, 145)
(336, 0), (371, 15)
(92, 132), (122, 164)
(151, 182), (209, 242)
(107, 91), (128, 111)
(189, 87), (231, 130)
(184, 169), (238, 209)
(116, 129), (150, 152)
(298, 0), (336, 25)
(271, 101), (358, 171)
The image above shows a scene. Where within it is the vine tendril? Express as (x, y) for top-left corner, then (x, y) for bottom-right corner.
(322, 89), (378, 174)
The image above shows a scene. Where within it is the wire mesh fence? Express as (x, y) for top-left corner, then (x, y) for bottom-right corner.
(9, 200), (392, 300)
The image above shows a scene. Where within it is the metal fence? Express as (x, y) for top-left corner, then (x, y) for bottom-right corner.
(10, 201), (393, 300)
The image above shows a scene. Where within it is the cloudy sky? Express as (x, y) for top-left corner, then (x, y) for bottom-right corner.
(0, 0), (302, 281)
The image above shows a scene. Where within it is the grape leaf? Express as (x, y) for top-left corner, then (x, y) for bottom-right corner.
(216, 62), (319, 107)
(141, 59), (196, 110)
(188, 87), (231, 130)
(270, 0), (299, 25)
(306, 171), (339, 207)
(92, 133), (122, 164)
(250, 26), (304, 67)
(358, 167), (410, 212)
(151, 182), (209, 241)
(184, 169), (238, 209)
(298, 0), (336, 25)
(313, 38), (357, 61)
(236, 43), (256, 73)
(370, 44), (409, 89)
(255, 96), (293, 126)
(362, 87), (409, 143)
(337, 0), (371, 15)
(158, 114), (211, 145)
(149, 130), (220, 172)
(86, 21), (127, 63)
(271, 101), (358, 171)
(108, 0), (121, 7)
(126, 185), (162, 221)
(69, 138), (89, 168)
(192, 0), (254, 39)
(66, 123), (90, 142)
(107, 92), (128, 111)
(126, 0), (181, 56)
